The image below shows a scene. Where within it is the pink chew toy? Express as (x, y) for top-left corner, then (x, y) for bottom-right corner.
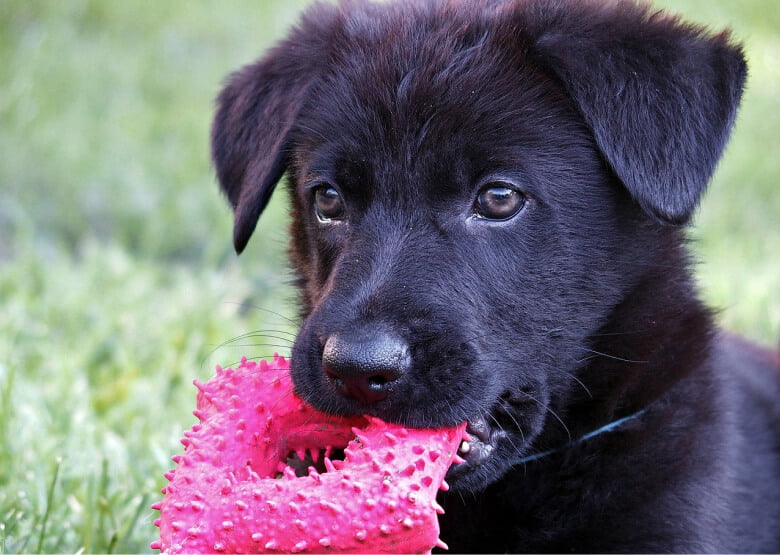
(152, 355), (467, 554)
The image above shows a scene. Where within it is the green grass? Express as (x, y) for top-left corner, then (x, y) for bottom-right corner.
(0, 1), (777, 552)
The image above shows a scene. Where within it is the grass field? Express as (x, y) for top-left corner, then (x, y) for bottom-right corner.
(0, 1), (777, 552)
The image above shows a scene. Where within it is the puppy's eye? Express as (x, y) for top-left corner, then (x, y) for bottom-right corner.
(474, 183), (526, 221)
(313, 185), (345, 222)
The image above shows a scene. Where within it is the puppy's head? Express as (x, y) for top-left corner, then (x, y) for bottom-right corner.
(212, 0), (745, 492)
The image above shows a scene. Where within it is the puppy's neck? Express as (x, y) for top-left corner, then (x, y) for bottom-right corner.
(567, 240), (715, 436)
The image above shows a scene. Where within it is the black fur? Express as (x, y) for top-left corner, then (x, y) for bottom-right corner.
(211, 0), (780, 551)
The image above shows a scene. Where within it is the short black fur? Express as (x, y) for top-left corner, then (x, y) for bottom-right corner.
(211, 0), (780, 551)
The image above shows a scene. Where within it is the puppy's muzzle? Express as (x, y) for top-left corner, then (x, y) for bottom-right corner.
(322, 329), (410, 405)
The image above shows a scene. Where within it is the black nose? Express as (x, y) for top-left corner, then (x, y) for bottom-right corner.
(322, 330), (410, 404)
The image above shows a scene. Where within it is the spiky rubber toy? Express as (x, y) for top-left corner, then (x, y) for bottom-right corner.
(151, 355), (467, 554)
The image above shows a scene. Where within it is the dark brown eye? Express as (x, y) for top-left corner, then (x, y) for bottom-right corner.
(475, 183), (525, 220)
(313, 185), (345, 222)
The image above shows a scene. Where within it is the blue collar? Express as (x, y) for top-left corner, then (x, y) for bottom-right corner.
(511, 409), (647, 466)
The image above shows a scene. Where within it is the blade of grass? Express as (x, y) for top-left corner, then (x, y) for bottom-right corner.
(36, 458), (61, 554)
(97, 458), (109, 552)
(105, 530), (119, 555)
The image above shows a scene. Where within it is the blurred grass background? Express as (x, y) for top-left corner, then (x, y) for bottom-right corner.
(0, 0), (777, 552)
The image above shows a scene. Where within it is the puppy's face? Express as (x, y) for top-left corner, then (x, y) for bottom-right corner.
(284, 32), (649, 491)
(212, 1), (745, 492)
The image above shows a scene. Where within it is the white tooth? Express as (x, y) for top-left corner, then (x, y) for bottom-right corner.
(459, 440), (471, 454)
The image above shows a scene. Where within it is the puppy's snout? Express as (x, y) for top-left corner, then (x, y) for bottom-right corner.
(322, 330), (410, 405)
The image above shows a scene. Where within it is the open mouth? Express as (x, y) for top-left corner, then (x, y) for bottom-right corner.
(446, 394), (534, 487)
(444, 415), (510, 488)
(457, 416), (504, 467)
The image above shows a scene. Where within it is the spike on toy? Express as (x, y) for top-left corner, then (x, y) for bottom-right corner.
(153, 355), (465, 554)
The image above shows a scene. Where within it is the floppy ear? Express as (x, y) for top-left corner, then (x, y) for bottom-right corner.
(528, 1), (747, 224)
(211, 4), (337, 253)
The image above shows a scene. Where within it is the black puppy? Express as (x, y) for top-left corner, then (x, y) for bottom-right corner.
(211, 0), (780, 551)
